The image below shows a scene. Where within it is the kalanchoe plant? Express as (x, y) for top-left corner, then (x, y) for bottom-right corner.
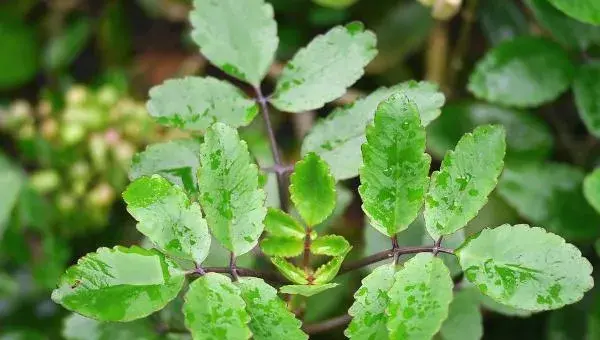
(51, 0), (594, 339)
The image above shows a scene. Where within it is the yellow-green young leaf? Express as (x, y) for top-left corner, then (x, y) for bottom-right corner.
(270, 22), (377, 112)
(313, 256), (347, 284)
(260, 236), (304, 257)
(280, 283), (338, 297)
(547, 0), (600, 25)
(425, 125), (506, 239)
(147, 77), (258, 130)
(584, 169), (600, 214)
(51, 246), (185, 322)
(302, 81), (444, 180)
(290, 153), (336, 226)
(439, 289), (483, 340)
(345, 264), (395, 339)
(123, 175), (211, 263)
(574, 63), (600, 138)
(310, 235), (351, 256)
(237, 277), (308, 340)
(183, 273), (251, 340)
(264, 208), (305, 239)
(198, 123), (266, 256)
(387, 253), (453, 340)
(270, 257), (308, 284)
(189, 0), (278, 86)
(457, 224), (594, 311)
(359, 94), (431, 237)
(468, 37), (574, 108)
(62, 313), (157, 340)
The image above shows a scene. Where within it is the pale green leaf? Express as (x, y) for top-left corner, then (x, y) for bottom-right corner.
(310, 235), (351, 256)
(260, 236), (304, 257)
(62, 314), (157, 340)
(51, 246), (185, 322)
(270, 22), (377, 112)
(264, 208), (305, 239)
(189, 0), (278, 85)
(439, 289), (483, 340)
(547, 0), (600, 25)
(313, 256), (346, 284)
(468, 37), (574, 108)
(345, 264), (395, 339)
(574, 63), (600, 138)
(457, 224), (594, 311)
(237, 277), (308, 340)
(425, 125), (506, 239)
(386, 253), (453, 340)
(289, 152), (336, 226)
(123, 175), (211, 263)
(280, 283), (338, 297)
(302, 81), (444, 180)
(359, 93), (430, 236)
(584, 168), (600, 214)
(198, 123), (266, 256)
(270, 257), (308, 284)
(147, 77), (258, 130)
(183, 273), (251, 340)
(476, 290), (532, 317)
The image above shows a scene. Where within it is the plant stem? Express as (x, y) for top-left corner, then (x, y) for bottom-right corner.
(303, 226), (313, 280)
(391, 235), (400, 265)
(229, 252), (239, 281)
(433, 236), (443, 256)
(302, 314), (352, 334)
(425, 20), (449, 91)
(447, 0), (479, 96)
(339, 246), (454, 274)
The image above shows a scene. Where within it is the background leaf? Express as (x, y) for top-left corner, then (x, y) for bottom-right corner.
(0, 153), (23, 238)
(547, 0), (600, 25)
(0, 18), (39, 89)
(574, 63), (600, 137)
(584, 168), (600, 213)
(439, 289), (483, 340)
(62, 313), (157, 340)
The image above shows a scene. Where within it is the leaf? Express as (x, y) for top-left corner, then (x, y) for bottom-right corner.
(457, 224), (594, 311)
(147, 77), (258, 130)
(439, 289), (483, 340)
(476, 290), (532, 317)
(123, 175), (211, 263)
(289, 153), (336, 226)
(468, 37), (574, 108)
(189, 0), (278, 86)
(584, 168), (600, 214)
(386, 253), (453, 340)
(574, 63), (600, 138)
(425, 125), (506, 239)
(198, 123), (266, 256)
(547, 0), (600, 25)
(51, 246), (185, 322)
(426, 101), (553, 164)
(183, 273), (251, 339)
(237, 277), (308, 340)
(280, 283), (338, 297)
(260, 236), (304, 257)
(498, 162), (600, 241)
(269, 22), (377, 112)
(479, 0), (529, 45)
(302, 81), (445, 180)
(313, 0), (358, 9)
(310, 235), (351, 256)
(62, 313), (157, 340)
(0, 18), (39, 89)
(264, 208), (305, 239)
(45, 16), (91, 71)
(0, 153), (23, 237)
(313, 256), (346, 284)
(359, 93), (431, 236)
(270, 257), (308, 284)
(345, 264), (395, 339)
(129, 139), (203, 194)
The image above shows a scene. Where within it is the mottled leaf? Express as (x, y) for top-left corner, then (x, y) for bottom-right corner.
(62, 313), (157, 340)
(584, 168), (600, 214)
(270, 257), (308, 284)
(264, 208), (305, 239)
(310, 235), (351, 256)
(574, 63), (600, 138)
(280, 283), (338, 297)
(547, 0), (600, 25)
(439, 289), (483, 340)
(260, 236), (304, 257)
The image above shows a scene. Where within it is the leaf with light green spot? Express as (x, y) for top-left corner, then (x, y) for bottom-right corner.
(237, 277), (308, 340)
(457, 224), (593, 311)
(290, 153), (336, 226)
(310, 235), (351, 256)
(270, 257), (308, 284)
(345, 264), (395, 339)
(123, 175), (211, 263)
(439, 289), (483, 340)
(574, 63), (600, 138)
(280, 283), (338, 297)
(189, 0), (278, 86)
(270, 22), (377, 112)
(386, 253), (453, 340)
(468, 37), (574, 108)
(62, 313), (158, 340)
(313, 256), (347, 284)
(260, 236), (304, 257)
(51, 246), (185, 322)
(547, 0), (600, 25)
(198, 123), (266, 256)
(264, 208), (305, 239)
(359, 93), (430, 237)
(302, 81), (444, 180)
(425, 125), (506, 239)
(147, 77), (258, 130)
(183, 273), (251, 340)
(584, 168), (600, 214)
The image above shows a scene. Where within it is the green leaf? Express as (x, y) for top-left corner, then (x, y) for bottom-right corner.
(547, 0), (600, 25)
(45, 16), (91, 70)
(426, 101), (553, 164)
(280, 283), (338, 297)
(52, 246), (185, 322)
(313, 0), (358, 9)
(425, 125), (506, 239)
(345, 264), (395, 339)
(310, 235), (351, 256)
(0, 18), (39, 89)
(584, 168), (600, 214)
(260, 236), (304, 257)
(237, 277), (308, 340)
(302, 81), (444, 180)
(313, 256), (346, 284)
(183, 273), (251, 339)
(62, 313), (157, 340)
(479, 0), (529, 45)
(439, 289), (483, 340)
(270, 257), (308, 284)
(147, 77), (258, 130)
(574, 63), (600, 138)
(189, 0), (278, 86)
(290, 153), (336, 226)
(0, 153), (23, 237)
(270, 22), (377, 112)
(359, 94), (430, 237)
(457, 224), (593, 311)
(498, 162), (600, 241)
(468, 37), (574, 108)
(264, 208), (305, 239)
(198, 123), (266, 256)
(387, 253), (453, 340)
(129, 139), (203, 194)
(123, 175), (211, 263)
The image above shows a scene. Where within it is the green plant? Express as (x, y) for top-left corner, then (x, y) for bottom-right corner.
(49, 0), (594, 339)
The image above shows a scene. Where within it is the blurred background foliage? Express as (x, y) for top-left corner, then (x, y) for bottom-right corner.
(1, 0), (600, 339)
